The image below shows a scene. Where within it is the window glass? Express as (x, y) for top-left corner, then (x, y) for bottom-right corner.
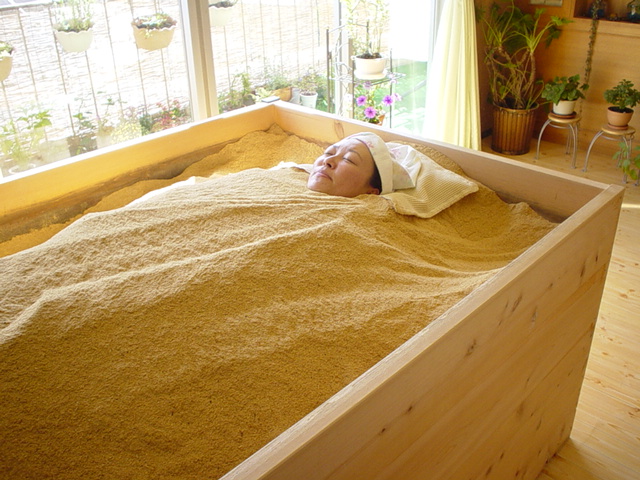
(0, 0), (191, 177)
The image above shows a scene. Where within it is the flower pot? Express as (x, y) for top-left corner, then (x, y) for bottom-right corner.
(55, 29), (94, 53)
(552, 100), (576, 116)
(209, 4), (235, 27)
(491, 104), (539, 155)
(132, 24), (176, 51)
(290, 87), (301, 104)
(274, 87), (292, 102)
(607, 107), (634, 128)
(372, 112), (386, 125)
(8, 163), (37, 175)
(354, 56), (387, 80)
(0, 55), (13, 82)
(300, 92), (318, 109)
(67, 133), (97, 157)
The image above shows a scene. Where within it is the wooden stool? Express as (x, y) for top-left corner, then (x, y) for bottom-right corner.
(583, 125), (636, 183)
(535, 112), (581, 168)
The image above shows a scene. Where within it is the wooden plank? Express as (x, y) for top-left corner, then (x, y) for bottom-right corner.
(371, 290), (599, 479)
(541, 443), (609, 480)
(542, 436), (640, 480)
(469, 332), (594, 480)
(490, 138), (640, 480)
(222, 163), (623, 480)
(570, 398), (640, 472)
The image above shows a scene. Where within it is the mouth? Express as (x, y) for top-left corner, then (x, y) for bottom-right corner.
(313, 169), (332, 181)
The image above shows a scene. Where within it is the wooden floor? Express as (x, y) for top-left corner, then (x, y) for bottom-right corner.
(481, 136), (640, 480)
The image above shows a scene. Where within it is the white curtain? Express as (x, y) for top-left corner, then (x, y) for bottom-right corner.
(422, 0), (481, 150)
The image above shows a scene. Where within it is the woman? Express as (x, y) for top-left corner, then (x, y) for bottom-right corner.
(306, 132), (416, 198)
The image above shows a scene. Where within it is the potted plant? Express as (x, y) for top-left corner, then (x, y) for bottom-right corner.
(603, 79), (640, 128)
(131, 12), (177, 51)
(53, 0), (94, 53)
(354, 81), (401, 125)
(478, 0), (569, 154)
(341, 0), (390, 79)
(0, 41), (14, 82)
(208, 0), (239, 27)
(541, 74), (589, 116)
(614, 141), (640, 184)
(68, 110), (97, 156)
(217, 72), (255, 112)
(297, 70), (320, 108)
(256, 66), (292, 101)
(0, 108), (52, 174)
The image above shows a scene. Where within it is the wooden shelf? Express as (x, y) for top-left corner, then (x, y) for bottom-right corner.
(567, 15), (640, 36)
(573, 0), (640, 26)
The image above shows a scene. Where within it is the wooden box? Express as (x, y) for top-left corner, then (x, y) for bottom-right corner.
(0, 102), (624, 480)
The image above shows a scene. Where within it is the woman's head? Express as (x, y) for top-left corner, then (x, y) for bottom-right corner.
(306, 132), (423, 198)
(307, 136), (381, 197)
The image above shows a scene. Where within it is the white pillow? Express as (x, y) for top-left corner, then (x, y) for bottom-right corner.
(382, 144), (478, 218)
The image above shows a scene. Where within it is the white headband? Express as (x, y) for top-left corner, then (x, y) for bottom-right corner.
(347, 133), (419, 195)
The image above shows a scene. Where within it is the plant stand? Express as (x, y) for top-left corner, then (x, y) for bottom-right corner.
(583, 124), (637, 184)
(325, 26), (403, 127)
(535, 112), (581, 168)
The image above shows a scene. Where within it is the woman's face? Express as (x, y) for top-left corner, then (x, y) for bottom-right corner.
(307, 138), (380, 197)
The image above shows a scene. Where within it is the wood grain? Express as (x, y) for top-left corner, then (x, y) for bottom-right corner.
(481, 136), (640, 480)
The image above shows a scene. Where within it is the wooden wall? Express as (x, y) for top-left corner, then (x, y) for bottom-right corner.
(476, 0), (640, 155)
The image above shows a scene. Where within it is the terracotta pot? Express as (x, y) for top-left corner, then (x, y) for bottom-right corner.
(0, 55), (13, 82)
(55, 29), (94, 53)
(491, 104), (539, 155)
(273, 87), (292, 102)
(607, 107), (634, 128)
(132, 24), (176, 51)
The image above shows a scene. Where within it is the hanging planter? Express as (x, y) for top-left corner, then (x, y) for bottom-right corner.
(208, 0), (238, 27)
(52, 0), (94, 53)
(54, 29), (94, 53)
(0, 41), (14, 82)
(132, 13), (177, 51)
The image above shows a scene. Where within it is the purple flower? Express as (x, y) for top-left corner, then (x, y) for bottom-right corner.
(382, 95), (394, 106)
(363, 81), (373, 90)
(393, 93), (402, 102)
(364, 107), (377, 119)
(356, 95), (368, 106)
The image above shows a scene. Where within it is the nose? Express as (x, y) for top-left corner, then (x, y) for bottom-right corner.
(323, 154), (337, 168)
